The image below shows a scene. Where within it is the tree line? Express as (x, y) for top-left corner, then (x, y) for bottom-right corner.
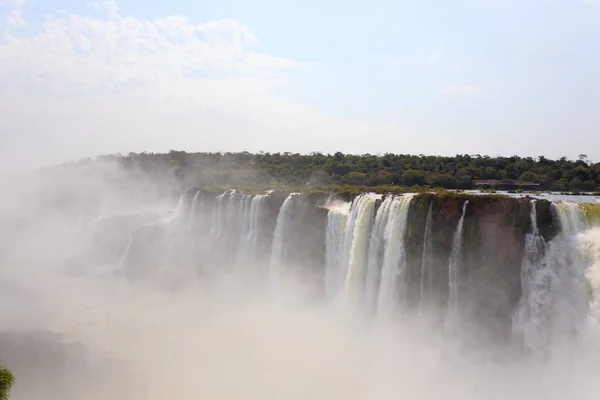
(70, 151), (600, 193)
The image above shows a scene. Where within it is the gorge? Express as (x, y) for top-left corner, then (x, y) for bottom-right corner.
(82, 188), (600, 354)
(3, 178), (600, 399)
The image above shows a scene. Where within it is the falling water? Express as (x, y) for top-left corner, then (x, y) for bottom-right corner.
(269, 193), (298, 277)
(512, 200), (549, 352)
(364, 196), (395, 309)
(173, 193), (188, 224)
(237, 195), (253, 242)
(209, 191), (227, 239)
(377, 194), (414, 316)
(420, 201), (434, 306)
(118, 237), (133, 267)
(236, 194), (268, 267)
(209, 190), (236, 240)
(512, 201), (589, 354)
(324, 201), (351, 298)
(445, 200), (469, 334)
(224, 190), (239, 234)
(545, 202), (589, 348)
(342, 193), (379, 301)
(188, 191), (201, 230)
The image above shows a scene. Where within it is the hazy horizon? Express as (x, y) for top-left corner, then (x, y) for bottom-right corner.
(1, 0), (599, 170)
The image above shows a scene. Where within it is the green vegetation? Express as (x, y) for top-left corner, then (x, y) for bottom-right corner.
(0, 367), (14, 400)
(67, 151), (600, 192)
(581, 204), (600, 227)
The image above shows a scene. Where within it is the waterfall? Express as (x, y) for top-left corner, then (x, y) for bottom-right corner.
(269, 193), (298, 277)
(209, 190), (236, 240)
(445, 200), (469, 334)
(376, 194), (413, 316)
(209, 191), (227, 239)
(364, 196), (395, 309)
(342, 193), (379, 301)
(224, 190), (239, 234)
(118, 237), (133, 267)
(512, 200), (549, 351)
(580, 227), (600, 326)
(513, 201), (588, 353)
(237, 195), (253, 244)
(236, 194), (268, 267)
(173, 193), (188, 224)
(420, 201), (434, 306)
(188, 191), (201, 230)
(324, 201), (351, 298)
(545, 202), (589, 347)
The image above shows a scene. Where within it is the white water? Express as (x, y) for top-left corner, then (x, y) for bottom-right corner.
(512, 200), (550, 352)
(342, 193), (380, 302)
(269, 193), (298, 277)
(324, 201), (351, 299)
(512, 201), (590, 354)
(445, 200), (469, 334)
(376, 195), (413, 317)
(209, 191), (227, 239)
(118, 237), (133, 268)
(188, 191), (201, 230)
(6, 179), (600, 400)
(209, 189), (237, 241)
(364, 197), (395, 310)
(420, 201), (434, 307)
(173, 193), (188, 224)
(545, 202), (590, 349)
(236, 194), (268, 267)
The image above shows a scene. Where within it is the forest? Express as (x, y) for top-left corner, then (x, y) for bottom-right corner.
(59, 151), (600, 194)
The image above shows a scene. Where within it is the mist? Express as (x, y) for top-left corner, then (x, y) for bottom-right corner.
(1, 160), (600, 400)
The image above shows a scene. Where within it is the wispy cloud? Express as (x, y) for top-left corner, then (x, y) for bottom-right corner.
(441, 83), (483, 96)
(581, 0), (599, 6)
(93, 0), (119, 19)
(429, 48), (445, 62)
(0, 1), (403, 170)
(0, 1), (295, 93)
(0, 0), (25, 7)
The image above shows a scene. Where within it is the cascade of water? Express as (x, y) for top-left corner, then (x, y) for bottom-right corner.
(545, 202), (589, 346)
(324, 201), (351, 299)
(269, 193), (298, 277)
(173, 193), (188, 224)
(209, 191), (227, 239)
(420, 201), (434, 305)
(209, 190), (236, 240)
(236, 194), (268, 267)
(118, 237), (133, 267)
(512, 200), (551, 351)
(377, 194), (414, 316)
(580, 227), (600, 327)
(188, 191), (201, 230)
(513, 201), (589, 353)
(224, 190), (239, 234)
(342, 193), (380, 301)
(445, 200), (469, 334)
(237, 195), (253, 241)
(364, 196), (395, 309)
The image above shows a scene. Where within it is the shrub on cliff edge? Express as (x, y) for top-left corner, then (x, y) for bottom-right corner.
(0, 367), (14, 400)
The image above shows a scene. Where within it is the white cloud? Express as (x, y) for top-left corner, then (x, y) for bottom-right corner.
(441, 83), (482, 96)
(429, 48), (444, 62)
(93, 1), (119, 19)
(0, 0), (25, 7)
(5, 9), (26, 27)
(0, 2), (407, 171)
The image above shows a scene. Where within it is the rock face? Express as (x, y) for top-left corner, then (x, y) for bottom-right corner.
(79, 189), (562, 344)
(404, 194), (559, 344)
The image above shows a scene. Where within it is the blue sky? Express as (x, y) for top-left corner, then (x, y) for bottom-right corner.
(0, 0), (599, 169)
